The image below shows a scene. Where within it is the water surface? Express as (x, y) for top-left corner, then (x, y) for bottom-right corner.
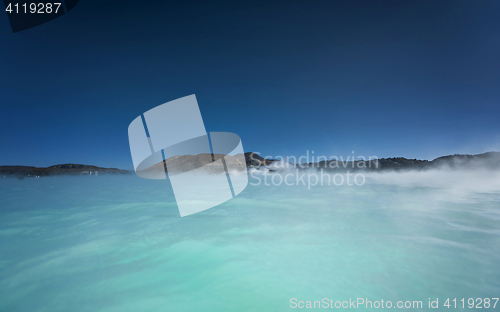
(0, 172), (499, 311)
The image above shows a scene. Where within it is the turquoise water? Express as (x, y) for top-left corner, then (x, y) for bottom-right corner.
(1, 172), (499, 311)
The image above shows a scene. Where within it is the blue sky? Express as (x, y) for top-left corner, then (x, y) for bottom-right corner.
(1, 0), (500, 169)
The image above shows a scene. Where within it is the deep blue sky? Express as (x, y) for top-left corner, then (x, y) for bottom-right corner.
(1, 0), (500, 169)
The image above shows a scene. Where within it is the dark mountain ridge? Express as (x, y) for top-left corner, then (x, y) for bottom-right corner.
(2, 152), (498, 178)
(0, 164), (129, 178)
(265, 151), (500, 172)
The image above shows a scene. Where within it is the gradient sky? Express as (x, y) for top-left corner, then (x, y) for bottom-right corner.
(1, 0), (500, 169)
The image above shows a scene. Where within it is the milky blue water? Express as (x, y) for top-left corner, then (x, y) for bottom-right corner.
(1, 172), (499, 311)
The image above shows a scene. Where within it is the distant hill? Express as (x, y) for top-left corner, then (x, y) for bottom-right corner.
(141, 151), (500, 175)
(298, 151), (500, 172)
(0, 164), (129, 178)
(2, 151), (499, 179)
(138, 153), (248, 177)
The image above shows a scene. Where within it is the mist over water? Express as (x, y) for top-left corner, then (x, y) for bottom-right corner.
(0, 171), (499, 311)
